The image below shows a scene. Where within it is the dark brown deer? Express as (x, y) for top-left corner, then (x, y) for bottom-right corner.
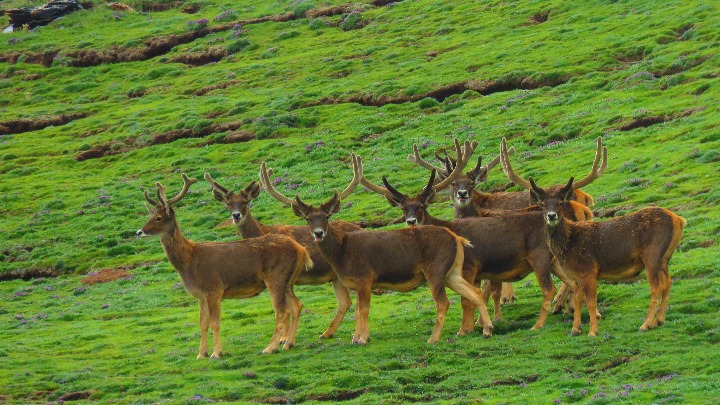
(203, 171), (361, 339)
(136, 174), (312, 357)
(498, 137), (607, 315)
(500, 139), (686, 336)
(410, 140), (600, 309)
(260, 151), (495, 344)
(360, 167), (562, 333)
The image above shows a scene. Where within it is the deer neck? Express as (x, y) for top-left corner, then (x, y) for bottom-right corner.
(544, 218), (572, 258)
(423, 212), (453, 228)
(159, 220), (195, 274)
(236, 212), (268, 238)
(315, 224), (345, 271)
(454, 203), (480, 219)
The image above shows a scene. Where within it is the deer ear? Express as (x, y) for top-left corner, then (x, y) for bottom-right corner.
(291, 203), (307, 218)
(473, 167), (488, 183)
(561, 177), (575, 202)
(212, 189), (228, 203)
(245, 181), (261, 199)
(528, 177), (544, 204)
(384, 196), (403, 208)
(424, 190), (437, 205)
(321, 192), (342, 216)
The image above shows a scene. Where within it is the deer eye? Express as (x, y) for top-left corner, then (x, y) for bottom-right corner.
(155, 216), (163, 222)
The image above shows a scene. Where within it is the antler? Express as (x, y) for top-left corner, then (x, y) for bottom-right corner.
(500, 137), (532, 190)
(408, 143), (446, 173)
(569, 137), (608, 189)
(155, 173), (198, 212)
(144, 189), (158, 206)
(204, 172), (230, 195)
(260, 154), (362, 206)
(338, 153), (362, 201)
(259, 161), (296, 206)
(501, 137), (608, 190)
(432, 138), (476, 190)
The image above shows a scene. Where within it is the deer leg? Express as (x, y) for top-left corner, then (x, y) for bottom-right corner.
(197, 298), (210, 359)
(283, 287), (303, 350)
(553, 282), (571, 314)
(582, 277), (599, 337)
(530, 261), (557, 331)
(571, 282), (584, 336)
(428, 283), (450, 344)
(640, 266), (664, 332)
(458, 297), (476, 335)
(264, 288), (289, 354)
(655, 267), (672, 328)
(207, 292), (223, 358)
(352, 285), (372, 345)
(481, 280), (503, 323)
(501, 282), (516, 304)
(446, 273), (493, 337)
(321, 279), (351, 339)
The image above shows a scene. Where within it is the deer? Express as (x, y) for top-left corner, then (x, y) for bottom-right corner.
(203, 171), (361, 340)
(499, 138), (686, 336)
(360, 159), (566, 333)
(260, 149), (495, 344)
(497, 137), (608, 315)
(136, 174), (312, 357)
(408, 139), (603, 314)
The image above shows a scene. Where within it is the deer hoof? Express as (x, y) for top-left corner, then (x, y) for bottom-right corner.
(427, 338), (439, 344)
(210, 352), (222, 359)
(283, 342), (295, 350)
(588, 331), (598, 337)
(571, 329), (581, 336)
(262, 347), (279, 355)
(320, 333), (333, 339)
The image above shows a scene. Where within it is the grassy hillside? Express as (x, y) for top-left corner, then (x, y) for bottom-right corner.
(1, 0), (718, 403)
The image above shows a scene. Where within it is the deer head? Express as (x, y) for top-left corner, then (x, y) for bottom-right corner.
(528, 177), (575, 226)
(204, 172), (262, 224)
(260, 153), (362, 242)
(137, 174), (198, 237)
(408, 140), (515, 208)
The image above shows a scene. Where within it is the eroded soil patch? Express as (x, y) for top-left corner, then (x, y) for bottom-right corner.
(81, 268), (132, 285)
(615, 107), (702, 131)
(0, 112), (90, 135)
(301, 76), (570, 108)
(194, 80), (243, 96)
(169, 46), (228, 66)
(0, 268), (60, 281)
(75, 121), (252, 161)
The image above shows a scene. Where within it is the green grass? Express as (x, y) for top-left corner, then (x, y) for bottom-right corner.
(1, 0), (719, 403)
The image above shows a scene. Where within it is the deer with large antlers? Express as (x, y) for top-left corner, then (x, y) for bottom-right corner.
(136, 174), (312, 357)
(499, 137), (608, 315)
(409, 140), (599, 309)
(500, 138), (686, 336)
(260, 151), (495, 344)
(203, 171), (361, 339)
(361, 163), (564, 333)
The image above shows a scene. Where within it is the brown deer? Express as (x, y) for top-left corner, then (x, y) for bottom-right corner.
(409, 140), (600, 312)
(260, 151), (495, 344)
(360, 166), (563, 333)
(498, 137), (608, 315)
(203, 171), (361, 339)
(500, 138), (686, 336)
(136, 174), (312, 357)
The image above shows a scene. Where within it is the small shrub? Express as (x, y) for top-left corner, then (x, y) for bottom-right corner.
(185, 18), (209, 31)
(292, 1), (315, 18)
(214, 9), (236, 22)
(226, 38), (250, 54)
(418, 98), (440, 109)
(277, 30), (300, 40)
(340, 12), (366, 31)
(698, 150), (720, 163)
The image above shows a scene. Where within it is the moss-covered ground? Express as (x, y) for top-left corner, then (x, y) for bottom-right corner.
(0, 0), (718, 403)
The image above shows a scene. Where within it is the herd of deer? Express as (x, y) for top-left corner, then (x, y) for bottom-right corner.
(136, 137), (686, 359)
